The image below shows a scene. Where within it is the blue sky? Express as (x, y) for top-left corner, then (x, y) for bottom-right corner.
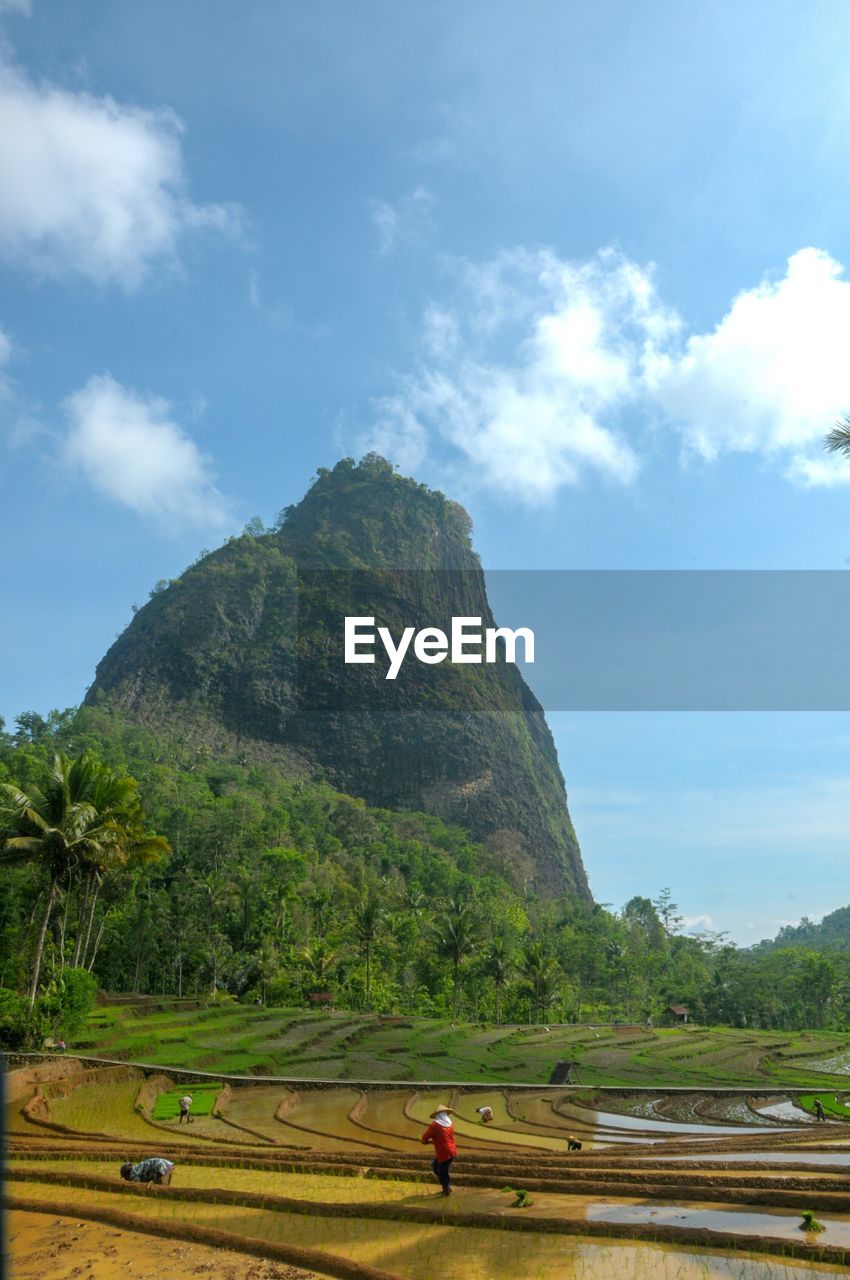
(2, 1), (850, 942)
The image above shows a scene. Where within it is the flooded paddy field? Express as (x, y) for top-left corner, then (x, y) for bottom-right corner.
(8, 1055), (850, 1278)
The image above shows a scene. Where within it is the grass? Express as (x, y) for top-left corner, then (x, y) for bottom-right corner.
(151, 1084), (223, 1121)
(71, 999), (850, 1089)
(798, 1094), (850, 1120)
(46, 1081), (158, 1139)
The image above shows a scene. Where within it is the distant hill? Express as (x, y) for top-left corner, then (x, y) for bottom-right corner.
(85, 454), (589, 899)
(756, 906), (850, 952)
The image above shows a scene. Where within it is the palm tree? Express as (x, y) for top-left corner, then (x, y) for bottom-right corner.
(825, 417), (850, 457)
(299, 939), (339, 992)
(482, 937), (513, 1025)
(519, 940), (562, 1024)
(350, 890), (383, 1012)
(0, 752), (169, 1008)
(434, 897), (479, 1017)
(75, 777), (169, 970)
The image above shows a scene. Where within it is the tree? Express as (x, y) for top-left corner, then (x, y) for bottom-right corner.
(482, 937), (513, 1025)
(350, 890), (383, 1012)
(434, 898), (479, 1016)
(653, 888), (683, 940)
(519, 940), (562, 1024)
(14, 712), (49, 745)
(299, 940), (339, 993)
(262, 846), (307, 940)
(0, 752), (169, 1008)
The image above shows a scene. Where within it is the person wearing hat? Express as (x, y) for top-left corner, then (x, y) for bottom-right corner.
(178, 1093), (193, 1124)
(421, 1105), (457, 1196)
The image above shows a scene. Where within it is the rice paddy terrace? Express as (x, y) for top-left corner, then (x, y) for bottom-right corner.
(8, 1033), (850, 1280)
(65, 997), (850, 1088)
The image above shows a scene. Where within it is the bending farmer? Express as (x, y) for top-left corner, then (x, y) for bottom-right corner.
(120, 1157), (175, 1186)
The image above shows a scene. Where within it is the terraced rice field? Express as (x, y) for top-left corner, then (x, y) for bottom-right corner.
(8, 1054), (850, 1277)
(73, 999), (850, 1089)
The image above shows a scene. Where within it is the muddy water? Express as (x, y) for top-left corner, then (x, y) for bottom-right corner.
(754, 1101), (821, 1124)
(276, 1088), (392, 1150)
(8, 1198), (849, 1279)
(220, 1084), (300, 1142)
(560, 1102), (775, 1137)
(588, 1201), (850, 1246)
(356, 1090), (429, 1146)
(642, 1150), (850, 1165)
(507, 1096), (649, 1146)
(407, 1091), (519, 1153)
(455, 1091), (591, 1152)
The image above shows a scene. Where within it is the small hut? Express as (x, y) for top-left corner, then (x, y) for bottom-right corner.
(308, 991), (334, 1011)
(661, 1004), (689, 1026)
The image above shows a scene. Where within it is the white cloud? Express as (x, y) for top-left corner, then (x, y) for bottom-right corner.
(360, 243), (850, 501)
(648, 248), (850, 481)
(0, 0), (31, 12)
(360, 246), (675, 503)
(62, 374), (229, 529)
(0, 55), (238, 287)
(368, 186), (433, 256)
(681, 914), (714, 933)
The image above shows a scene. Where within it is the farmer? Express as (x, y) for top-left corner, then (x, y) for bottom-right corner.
(566, 1135), (582, 1151)
(814, 1098), (826, 1122)
(178, 1093), (193, 1123)
(120, 1157), (175, 1186)
(475, 1104), (494, 1124)
(421, 1105), (457, 1196)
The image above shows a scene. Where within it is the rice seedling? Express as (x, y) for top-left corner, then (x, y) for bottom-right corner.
(502, 1185), (533, 1207)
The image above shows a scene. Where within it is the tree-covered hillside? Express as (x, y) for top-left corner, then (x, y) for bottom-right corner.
(3, 708), (850, 1042)
(756, 906), (850, 954)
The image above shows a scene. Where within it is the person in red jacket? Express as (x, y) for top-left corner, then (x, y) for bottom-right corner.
(421, 1105), (457, 1196)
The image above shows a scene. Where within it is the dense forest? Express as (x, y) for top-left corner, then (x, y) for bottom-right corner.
(2, 705), (848, 1047)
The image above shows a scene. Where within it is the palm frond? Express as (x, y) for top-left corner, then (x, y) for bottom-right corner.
(824, 418), (850, 457)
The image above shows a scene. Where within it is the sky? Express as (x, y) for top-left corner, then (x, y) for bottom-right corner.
(2, 1), (850, 943)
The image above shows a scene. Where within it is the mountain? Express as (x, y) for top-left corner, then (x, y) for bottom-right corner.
(85, 454), (590, 899)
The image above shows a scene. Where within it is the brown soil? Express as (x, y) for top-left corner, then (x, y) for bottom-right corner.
(8, 1210), (321, 1280)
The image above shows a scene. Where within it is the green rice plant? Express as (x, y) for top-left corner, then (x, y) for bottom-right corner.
(798, 1208), (826, 1232)
(798, 1091), (850, 1118)
(501, 1184), (533, 1207)
(151, 1084), (222, 1120)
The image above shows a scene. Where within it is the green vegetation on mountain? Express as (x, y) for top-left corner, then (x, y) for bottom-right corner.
(4, 457), (850, 1048)
(756, 906), (850, 954)
(84, 455), (587, 899)
(4, 711), (850, 1043)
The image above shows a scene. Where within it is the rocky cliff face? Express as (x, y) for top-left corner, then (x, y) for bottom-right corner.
(86, 455), (591, 899)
